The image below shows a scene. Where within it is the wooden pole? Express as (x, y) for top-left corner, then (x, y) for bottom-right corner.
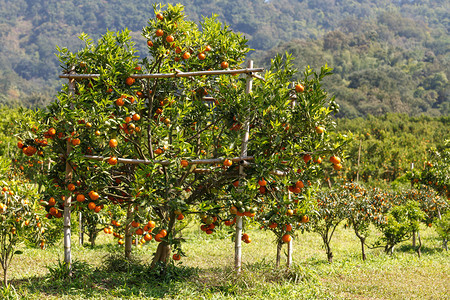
(64, 70), (75, 272)
(287, 238), (293, 268)
(79, 212), (83, 245)
(59, 67), (264, 80)
(235, 60), (253, 274)
(356, 140), (362, 182)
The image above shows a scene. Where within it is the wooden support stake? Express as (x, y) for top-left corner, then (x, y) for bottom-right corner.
(79, 212), (83, 246)
(64, 70), (75, 272)
(287, 238), (293, 268)
(235, 60), (254, 274)
(59, 67), (264, 80)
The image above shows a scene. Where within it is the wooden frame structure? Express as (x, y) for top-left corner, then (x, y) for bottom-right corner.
(60, 62), (295, 272)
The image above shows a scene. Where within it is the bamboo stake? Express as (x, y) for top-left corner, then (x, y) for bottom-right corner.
(59, 67), (264, 80)
(64, 69), (75, 273)
(235, 60), (254, 274)
(79, 212), (83, 246)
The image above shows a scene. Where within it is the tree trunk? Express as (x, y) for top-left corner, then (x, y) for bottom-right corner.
(412, 231), (416, 247)
(89, 232), (96, 247)
(151, 241), (171, 268)
(124, 203), (133, 259)
(360, 237), (366, 261)
(416, 231), (422, 258)
(276, 241), (282, 268)
(3, 267), (7, 286)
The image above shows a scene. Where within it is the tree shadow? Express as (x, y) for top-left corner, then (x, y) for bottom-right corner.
(11, 259), (200, 298)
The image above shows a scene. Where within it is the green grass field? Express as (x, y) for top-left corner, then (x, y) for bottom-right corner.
(3, 222), (449, 299)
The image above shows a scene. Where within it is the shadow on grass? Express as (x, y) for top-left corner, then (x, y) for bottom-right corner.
(397, 244), (446, 255)
(12, 255), (201, 299)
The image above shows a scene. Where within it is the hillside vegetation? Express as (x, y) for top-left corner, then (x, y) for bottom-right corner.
(0, 0), (448, 117)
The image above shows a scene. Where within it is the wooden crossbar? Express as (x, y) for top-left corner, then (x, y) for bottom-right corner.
(59, 67), (264, 79)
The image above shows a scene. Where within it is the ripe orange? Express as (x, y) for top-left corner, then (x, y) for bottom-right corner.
(108, 156), (118, 165)
(125, 77), (135, 86)
(156, 13), (164, 20)
(181, 160), (189, 167)
(94, 205), (102, 213)
(89, 191), (99, 201)
(148, 220), (156, 228)
(258, 179), (267, 187)
(173, 253), (181, 261)
(329, 156), (341, 164)
(230, 206), (238, 214)
(156, 29), (164, 37)
(295, 180), (304, 189)
(159, 229), (167, 237)
(205, 45), (212, 52)
(282, 234), (292, 243)
(135, 228), (144, 235)
(71, 138), (81, 146)
(67, 183), (76, 191)
(116, 98), (125, 106)
(132, 114), (140, 121)
(154, 233), (163, 242)
(177, 214), (184, 220)
(17, 141), (24, 149)
(182, 52), (190, 59)
(95, 130), (101, 136)
(109, 139), (118, 148)
(166, 35), (174, 43)
(220, 61), (229, 69)
(131, 221), (140, 228)
(303, 154), (311, 163)
(198, 53), (206, 60)
(269, 222), (278, 229)
(144, 233), (152, 241)
(285, 224), (293, 231)
(48, 128), (56, 136)
(295, 84), (304, 93)
(315, 126), (325, 134)
(223, 159), (232, 167)
(88, 202), (96, 210)
(147, 40), (153, 47)
(76, 194), (85, 202)
(301, 215), (310, 223)
(333, 163), (343, 171)
(48, 197), (56, 206)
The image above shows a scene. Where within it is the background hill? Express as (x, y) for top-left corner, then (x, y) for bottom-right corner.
(0, 0), (448, 116)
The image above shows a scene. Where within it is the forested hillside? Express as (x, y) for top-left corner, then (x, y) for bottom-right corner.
(0, 0), (448, 116)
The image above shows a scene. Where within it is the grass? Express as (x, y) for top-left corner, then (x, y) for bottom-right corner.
(2, 222), (449, 299)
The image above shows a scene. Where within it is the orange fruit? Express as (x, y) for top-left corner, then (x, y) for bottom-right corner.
(177, 214), (184, 220)
(148, 220), (156, 228)
(282, 234), (291, 243)
(223, 159), (232, 167)
(154, 233), (163, 242)
(156, 13), (164, 20)
(303, 154), (311, 163)
(48, 128), (56, 136)
(88, 202), (96, 210)
(94, 206), (102, 213)
(67, 183), (76, 191)
(295, 84), (304, 93)
(108, 156), (118, 165)
(295, 180), (304, 189)
(125, 77), (135, 86)
(301, 215), (310, 223)
(221, 61), (229, 69)
(181, 160), (189, 167)
(329, 156), (341, 164)
(144, 233), (152, 241)
(116, 98), (125, 106)
(76, 194), (85, 202)
(166, 35), (174, 43)
(159, 229), (167, 237)
(89, 191), (99, 201)
(147, 40), (153, 47)
(333, 163), (343, 171)
(71, 138), (81, 146)
(198, 53), (206, 60)
(173, 253), (181, 261)
(132, 114), (140, 121)
(135, 228), (144, 235)
(258, 179), (267, 187)
(205, 45), (212, 52)
(109, 139), (118, 148)
(315, 126), (325, 134)
(182, 52), (190, 60)
(155, 29), (164, 37)
(48, 197), (56, 206)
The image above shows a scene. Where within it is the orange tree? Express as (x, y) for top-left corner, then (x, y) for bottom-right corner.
(16, 3), (346, 268)
(0, 173), (45, 286)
